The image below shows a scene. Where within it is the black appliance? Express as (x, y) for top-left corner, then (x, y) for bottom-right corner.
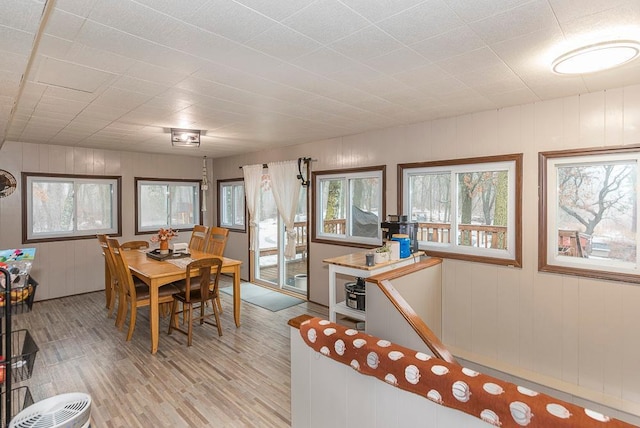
(381, 215), (419, 253)
(345, 277), (366, 311)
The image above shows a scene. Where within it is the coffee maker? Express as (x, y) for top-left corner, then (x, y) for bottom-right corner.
(380, 215), (419, 253)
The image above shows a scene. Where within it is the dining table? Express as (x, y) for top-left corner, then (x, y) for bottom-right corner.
(117, 248), (242, 354)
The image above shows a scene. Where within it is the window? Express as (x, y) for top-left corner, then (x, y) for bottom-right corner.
(218, 178), (245, 231)
(22, 173), (121, 243)
(312, 166), (385, 246)
(135, 178), (201, 234)
(399, 154), (522, 267)
(539, 146), (640, 283)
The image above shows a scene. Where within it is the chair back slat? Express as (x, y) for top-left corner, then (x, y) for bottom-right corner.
(121, 240), (149, 250)
(204, 227), (229, 256)
(189, 225), (209, 252)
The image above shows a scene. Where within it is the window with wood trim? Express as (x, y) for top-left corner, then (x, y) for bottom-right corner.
(135, 178), (201, 234)
(218, 178), (245, 231)
(312, 166), (385, 247)
(22, 172), (121, 243)
(539, 146), (640, 283)
(399, 154), (522, 267)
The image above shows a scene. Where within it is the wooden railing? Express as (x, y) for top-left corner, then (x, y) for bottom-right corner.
(258, 220), (510, 258)
(417, 222), (508, 250)
(323, 218), (346, 234)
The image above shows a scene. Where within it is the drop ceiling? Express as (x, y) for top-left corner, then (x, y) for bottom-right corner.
(1, 0), (640, 158)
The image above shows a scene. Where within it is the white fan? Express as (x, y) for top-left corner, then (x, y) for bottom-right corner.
(9, 392), (91, 428)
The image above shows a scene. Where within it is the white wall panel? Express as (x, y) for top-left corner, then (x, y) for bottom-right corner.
(623, 84), (640, 144)
(604, 87), (624, 146)
(560, 276), (580, 386)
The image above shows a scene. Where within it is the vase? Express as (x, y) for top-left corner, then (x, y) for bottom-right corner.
(159, 240), (169, 255)
(374, 252), (388, 264)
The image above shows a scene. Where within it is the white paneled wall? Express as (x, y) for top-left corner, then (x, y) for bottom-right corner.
(213, 83), (640, 416)
(0, 142), (207, 300)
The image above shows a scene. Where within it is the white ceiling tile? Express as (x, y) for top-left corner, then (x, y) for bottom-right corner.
(363, 47), (431, 75)
(43, 7), (86, 40)
(54, 0), (99, 18)
(283, 0), (370, 45)
(130, 0), (210, 21)
(409, 26), (486, 62)
(0, 0), (45, 32)
(0, 50), (29, 74)
(185, 0), (277, 44)
(392, 64), (450, 88)
(244, 24), (322, 61)
(375, 0), (464, 45)
(0, 25), (37, 56)
(112, 76), (169, 97)
(289, 48), (359, 76)
(74, 20), (167, 63)
(35, 57), (116, 93)
(548, 0), (629, 24)
(446, 0), (533, 22)
(64, 43), (135, 74)
(558, 2), (640, 44)
(468, 0), (558, 44)
(338, 0), (426, 23)
(435, 47), (505, 75)
(126, 62), (189, 86)
(329, 25), (404, 61)
(36, 35), (74, 58)
(234, 0), (316, 21)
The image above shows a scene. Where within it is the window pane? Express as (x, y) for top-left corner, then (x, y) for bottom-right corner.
(170, 185), (196, 227)
(221, 185), (233, 226)
(320, 178), (345, 236)
(350, 177), (379, 238)
(556, 161), (637, 262)
(456, 170), (509, 249)
(409, 172), (451, 244)
(233, 184), (245, 226)
(31, 181), (74, 233)
(76, 182), (113, 231)
(140, 184), (168, 228)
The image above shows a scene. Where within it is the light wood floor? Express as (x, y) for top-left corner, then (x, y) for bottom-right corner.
(11, 278), (327, 427)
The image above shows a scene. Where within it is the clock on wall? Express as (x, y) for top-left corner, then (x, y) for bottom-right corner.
(0, 170), (17, 198)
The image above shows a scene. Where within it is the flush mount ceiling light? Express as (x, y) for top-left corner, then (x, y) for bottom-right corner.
(171, 128), (200, 147)
(552, 40), (640, 75)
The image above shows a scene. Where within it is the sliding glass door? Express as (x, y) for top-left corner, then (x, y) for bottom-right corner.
(253, 179), (307, 295)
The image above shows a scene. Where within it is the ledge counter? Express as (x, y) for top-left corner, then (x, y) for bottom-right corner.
(323, 250), (424, 323)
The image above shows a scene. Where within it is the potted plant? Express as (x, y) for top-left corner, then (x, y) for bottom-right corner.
(374, 244), (390, 264)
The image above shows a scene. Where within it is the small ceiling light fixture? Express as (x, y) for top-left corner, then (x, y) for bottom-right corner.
(171, 128), (200, 147)
(552, 40), (640, 75)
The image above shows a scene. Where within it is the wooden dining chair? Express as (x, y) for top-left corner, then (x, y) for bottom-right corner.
(107, 238), (179, 341)
(204, 227), (229, 313)
(204, 227), (229, 256)
(168, 257), (223, 346)
(97, 234), (119, 317)
(121, 240), (149, 251)
(189, 225), (209, 252)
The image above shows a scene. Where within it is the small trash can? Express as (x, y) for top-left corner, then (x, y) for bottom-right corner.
(294, 274), (307, 290)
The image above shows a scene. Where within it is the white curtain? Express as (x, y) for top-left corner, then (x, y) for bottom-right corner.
(242, 164), (264, 252)
(268, 160), (301, 259)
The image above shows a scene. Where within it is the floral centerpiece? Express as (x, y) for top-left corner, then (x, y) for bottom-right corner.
(151, 228), (178, 254)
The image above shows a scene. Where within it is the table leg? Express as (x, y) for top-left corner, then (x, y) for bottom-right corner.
(233, 266), (241, 327)
(149, 282), (159, 354)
